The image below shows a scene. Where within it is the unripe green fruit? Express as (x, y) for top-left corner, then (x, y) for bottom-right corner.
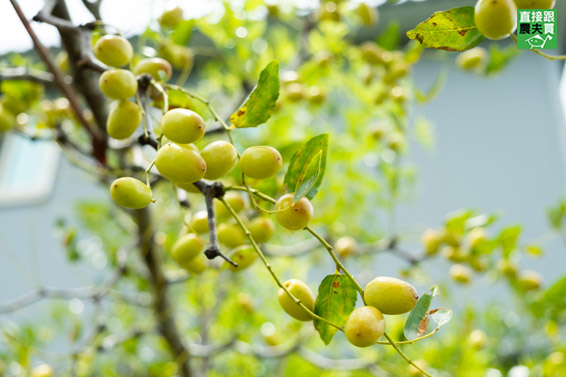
(106, 100), (142, 139)
(182, 254), (207, 274)
(360, 42), (385, 65)
(240, 146), (283, 179)
(345, 306), (385, 347)
(99, 69), (138, 100)
(497, 258), (518, 278)
(274, 193), (314, 230)
(162, 108), (205, 144)
(155, 143), (207, 183)
(456, 47), (487, 71)
(190, 210), (209, 233)
(237, 292), (255, 314)
(200, 141), (238, 180)
(133, 58), (173, 82)
(358, 3), (378, 26)
(467, 227), (487, 249)
(390, 86), (408, 104)
(513, 0), (555, 8)
(277, 279), (315, 321)
(228, 245), (258, 271)
(440, 229), (460, 247)
(421, 229), (441, 255)
(335, 236), (357, 258)
(384, 61), (410, 84)
(319, 2), (341, 22)
(474, 0), (517, 40)
(469, 257), (489, 272)
(159, 43), (194, 70)
(285, 83), (305, 102)
(217, 223), (247, 248)
(468, 329), (488, 349)
(215, 192), (246, 219)
(248, 217), (276, 244)
(443, 246), (468, 262)
(159, 6), (184, 28)
(518, 270), (542, 290)
(387, 132), (406, 152)
(171, 233), (204, 265)
(110, 177), (153, 209)
(364, 276), (418, 315)
(307, 86), (326, 105)
(0, 104), (16, 132)
(94, 35), (133, 67)
(31, 364), (54, 377)
(450, 264), (472, 284)
(370, 123), (388, 140)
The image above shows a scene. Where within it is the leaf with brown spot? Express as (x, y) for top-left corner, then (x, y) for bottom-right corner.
(407, 7), (484, 52)
(314, 274), (357, 345)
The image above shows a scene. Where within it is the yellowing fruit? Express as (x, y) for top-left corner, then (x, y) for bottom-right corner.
(228, 245), (258, 271)
(278, 279), (315, 321)
(159, 6), (184, 28)
(456, 47), (487, 71)
(358, 3), (378, 26)
(248, 217), (276, 244)
(274, 193), (314, 230)
(345, 306), (385, 347)
(99, 69), (138, 100)
(110, 177), (153, 209)
(182, 254), (207, 274)
(106, 100), (142, 139)
(94, 35), (133, 67)
(133, 58), (173, 82)
(334, 236), (357, 258)
(518, 270), (542, 291)
(217, 223), (247, 248)
(450, 264), (472, 284)
(190, 210), (209, 233)
(155, 143), (207, 183)
(421, 229), (441, 256)
(364, 276), (418, 315)
(200, 141), (238, 180)
(240, 146), (282, 179)
(171, 233), (204, 265)
(474, 0), (517, 40)
(161, 108), (205, 144)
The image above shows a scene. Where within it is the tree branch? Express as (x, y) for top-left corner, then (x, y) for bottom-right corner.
(0, 67), (55, 85)
(133, 207), (192, 377)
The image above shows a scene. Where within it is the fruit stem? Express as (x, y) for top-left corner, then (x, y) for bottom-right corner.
(221, 197), (343, 331)
(383, 332), (433, 377)
(376, 326), (439, 345)
(305, 227), (365, 300)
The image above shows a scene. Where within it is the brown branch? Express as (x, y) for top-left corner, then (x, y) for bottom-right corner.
(133, 207), (192, 377)
(0, 67), (55, 85)
(9, 0), (104, 165)
(81, 0), (103, 21)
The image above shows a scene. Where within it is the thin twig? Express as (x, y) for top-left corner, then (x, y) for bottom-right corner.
(0, 67), (55, 85)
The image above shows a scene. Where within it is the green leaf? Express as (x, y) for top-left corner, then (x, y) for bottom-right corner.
(497, 225), (521, 257)
(377, 21), (400, 51)
(294, 151), (322, 202)
(171, 20), (195, 46)
(533, 276), (566, 320)
(230, 60), (280, 128)
(407, 7), (484, 52)
(314, 274), (357, 345)
(547, 200), (566, 230)
(404, 286), (437, 340)
(484, 43), (520, 76)
(284, 134), (329, 200)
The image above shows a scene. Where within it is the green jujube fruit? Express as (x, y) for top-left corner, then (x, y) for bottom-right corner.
(133, 58), (173, 82)
(364, 276), (418, 315)
(99, 69), (138, 100)
(106, 100), (142, 139)
(171, 233), (204, 265)
(345, 306), (385, 347)
(277, 279), (316, 321)
(274, 194), (313, 230)
(161, 108), (205, 144)
(110, 177), (153, 209)
(155, 143), (207, 183)
(239, 146), (282, 179)
(94, 35), (133, 67)
(200, 141), (238, 180)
